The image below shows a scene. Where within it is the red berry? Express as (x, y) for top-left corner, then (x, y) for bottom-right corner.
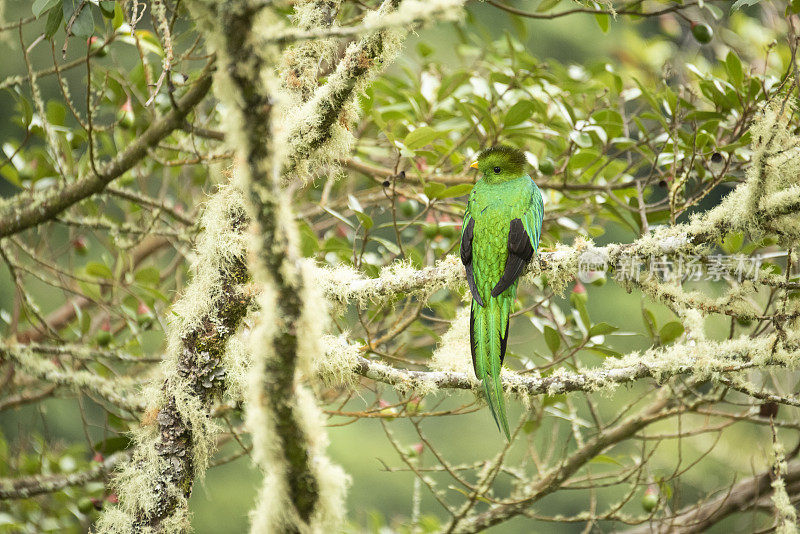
(691, 22), (713, 44)
(118, 99), (135, 129)
(137, 302), (155, 328)
(95, 320), (112, 347)
(72, 236), (89, 256)
(88, 36), (108, 57)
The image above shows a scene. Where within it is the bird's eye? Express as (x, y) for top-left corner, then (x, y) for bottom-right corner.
(493, 166), (501, 174)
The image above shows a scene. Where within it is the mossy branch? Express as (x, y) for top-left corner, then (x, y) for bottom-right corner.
(0, 452), (127, 500)
(0, 68), (213, 238)
(0, 344), (145, 412)
(185, 1), (347, 531)
(352, 334), (800, 400)
(284, 0), (412, 173)
(268, 0), (462, 45)
(95, 187), (252, 533)
(320, 184), (800, 309)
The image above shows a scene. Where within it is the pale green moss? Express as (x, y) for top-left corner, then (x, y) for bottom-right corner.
(771, 437), (798, 533)
(315, 334), (361, 387)
(430, 307), (472, 374)
(97, 184), (250, 533)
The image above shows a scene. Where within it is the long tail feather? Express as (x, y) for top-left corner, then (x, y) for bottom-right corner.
(471, 298), (511, 440)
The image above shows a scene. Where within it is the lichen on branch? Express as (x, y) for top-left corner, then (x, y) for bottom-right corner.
(96, 186), (252, 533)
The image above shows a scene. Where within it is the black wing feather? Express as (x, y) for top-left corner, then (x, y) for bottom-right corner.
(499, 316), (509, 366)
(469, 304), (477, 377)
(491, 218), (534, 298)
(460, 218), (485, 306)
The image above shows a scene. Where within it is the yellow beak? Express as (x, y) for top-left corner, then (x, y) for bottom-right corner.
(470, 161), (479, 169)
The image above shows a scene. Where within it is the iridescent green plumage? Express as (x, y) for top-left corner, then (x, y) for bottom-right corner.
(460, 146), (544, 439)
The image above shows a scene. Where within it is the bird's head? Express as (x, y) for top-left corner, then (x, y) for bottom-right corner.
(470, 145), (527, 183)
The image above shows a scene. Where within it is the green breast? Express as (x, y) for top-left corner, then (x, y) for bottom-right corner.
(469, 175), (534, 300)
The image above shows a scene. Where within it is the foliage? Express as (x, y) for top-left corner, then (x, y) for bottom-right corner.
(0, 0), (799, 532)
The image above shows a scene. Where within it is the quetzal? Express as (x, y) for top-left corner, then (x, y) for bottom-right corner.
(460, 145), (544, 439)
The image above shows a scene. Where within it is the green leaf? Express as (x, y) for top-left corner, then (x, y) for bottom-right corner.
(544, 326), (560, 354)
(522, 419), (540, 433)
(78, 280), (101, 300)
(504, 101), (534, 127)
(62, 0), (94, 38)
(658, 321), (684, 345)
(44, 6), (63, 39)
(85, 261), (113, 279)
(112, 1), (124, 29)
(134, 30), (163, 56)
(117, 30), (164, 57)
(404, 126), (442, 150)
(489, 71), (513, 85)
(572, 296), (590, 330)
(322, 236), (351, 253)
(656, 477), (674, 500)
(536, 0), (561, 12)
(46, 101), (66, 126)
(355, 211), (373, 230)
(588, 346), (622, 358)
(298, 221), (319, 257)
(731, 0), (761, 10)
(138, 286), (170, 304)
(642, 307), (657, 339)
(33, 0), (60, 18)
(542, 394), (565, 406)
(594, 13), (609, 33)
(569, 149), (598, 170)
(439, 184), (473, 198)
(78, 305), (91, 334)
(720, 231), (744, 254)
(371, 236), (401, 255)
(99, 0), (116, 18)
(591, 109), (623, 137)
(725, 51), (744, 88)
(416, 42), (434, 58)
(590, 454), (623, 466)
(685, 110), (724, 122)
(423, 182), (447, 199)
(589, 322), (618, 337)
(569, 131), (593, 148)
(15, 96), (33, 128)
(319, 206), (355, 228)
(437, 72), (469, 101)
(134, 267), (160, 287)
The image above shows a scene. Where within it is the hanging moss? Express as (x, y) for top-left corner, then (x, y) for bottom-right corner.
(96, 187), (253, 533)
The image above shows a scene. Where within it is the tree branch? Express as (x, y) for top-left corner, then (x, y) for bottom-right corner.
(0, 68), (213, 238)
(625, 461), (800, 533)
(95, 187), (252, 533)
(0, 452), (127, 500)
(186, 0), (340, 530)
(353, 334), (800, 399)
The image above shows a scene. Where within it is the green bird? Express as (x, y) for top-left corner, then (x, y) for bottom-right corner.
(460, 145), (544, 439)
